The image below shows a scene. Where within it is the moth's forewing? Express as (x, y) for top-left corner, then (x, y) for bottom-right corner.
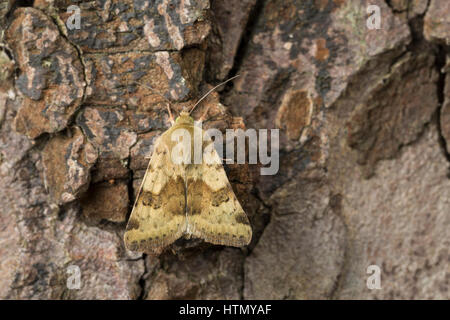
(124, 126), (187, 253)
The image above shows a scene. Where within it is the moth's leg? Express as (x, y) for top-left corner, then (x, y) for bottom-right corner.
(198, 104), (212, 123)
(167, 103), (175, 125)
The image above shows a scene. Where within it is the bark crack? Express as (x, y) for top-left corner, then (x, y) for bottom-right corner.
(225, 0), (265, 83)
(136, 254), (148, 300)
(46, 11), (88, 106)
(435, 45), (450, 164)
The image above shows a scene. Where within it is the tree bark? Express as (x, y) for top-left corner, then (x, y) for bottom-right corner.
(0, 0), (448, 299)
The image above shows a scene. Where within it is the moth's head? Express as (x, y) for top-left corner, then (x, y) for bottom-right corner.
(175, 109), (194, 125)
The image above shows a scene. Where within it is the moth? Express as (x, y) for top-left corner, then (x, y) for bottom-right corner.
(124, 76), (252, 253)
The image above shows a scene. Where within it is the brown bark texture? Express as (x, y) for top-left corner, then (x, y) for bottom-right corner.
(0, 0), (448, 299)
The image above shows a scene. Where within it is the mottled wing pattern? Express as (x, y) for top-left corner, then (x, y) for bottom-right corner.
(186, 127), (252, 247)
(124, 132), (186, 253)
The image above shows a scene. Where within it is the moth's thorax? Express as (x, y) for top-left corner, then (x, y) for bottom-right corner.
(174, 111), (194, 126)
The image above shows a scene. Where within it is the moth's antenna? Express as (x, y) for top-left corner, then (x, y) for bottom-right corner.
(189, 74), (240, 115)
(131, 81), (174, 123)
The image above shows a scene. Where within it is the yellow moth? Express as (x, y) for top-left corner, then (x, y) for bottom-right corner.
(124, 76), (252, 253)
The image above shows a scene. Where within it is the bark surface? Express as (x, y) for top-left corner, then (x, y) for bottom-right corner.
(0, 0), (448, 299)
